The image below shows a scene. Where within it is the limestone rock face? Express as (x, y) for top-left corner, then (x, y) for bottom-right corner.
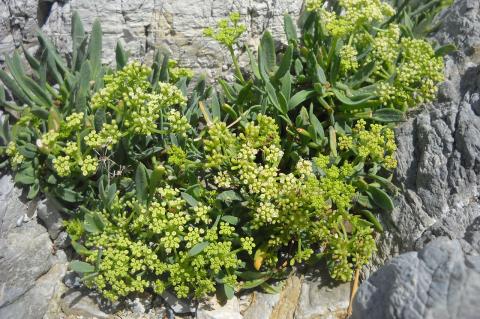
(1, 0), (304, 79)
(0, 0), (40, 62)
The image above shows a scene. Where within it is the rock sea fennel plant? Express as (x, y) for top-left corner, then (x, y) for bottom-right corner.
(0, 0), (451, 303)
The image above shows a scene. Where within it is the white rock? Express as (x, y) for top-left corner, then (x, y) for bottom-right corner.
(197, 296), (243, 319)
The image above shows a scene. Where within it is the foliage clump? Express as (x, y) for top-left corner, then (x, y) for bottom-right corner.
(0, 0), (452, 303)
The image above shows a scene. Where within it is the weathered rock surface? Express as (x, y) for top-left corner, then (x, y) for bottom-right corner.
(0, 175), (67, 319)
(0, 0), (41, 62)
(36, 198), (64, 240)
(372, 0), (480, 271)
(1, 0), (303, 79)
(352, 234), (480, 319)
(239, 274), (349, 319)
(353, 0), (480, 317)
(197, 297), (243, 319)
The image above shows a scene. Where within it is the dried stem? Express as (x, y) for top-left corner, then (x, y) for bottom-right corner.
(346, 268), (360, 318)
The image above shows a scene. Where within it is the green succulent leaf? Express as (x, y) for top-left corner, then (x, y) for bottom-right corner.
(84, 212), (105, 233)
(22, 46), (40, 72)
(27, 183), (40, 199)
(241, 277), (270, 290)
(359, 210), (384, 232)
(274, 45), (293, 80)
(221, 215), (239, 225)
(72, 241), (93, 256)
(284, 14), (298, 44)
(223, 284), (235, 299)
(181, 192), (198, 207)
(14, 166), (35, 185)
(115, 41), (129, 70)
(348, 61), (376, 87)
(217, 190), (243, 204)
(88, 19), (102, 77)
(372, 108), (405, 123)
(288, 90), (313, 110)
(135, 163), (149, 204)
(188, 241), (209, 256)
(329, 126), (337, 157)
(47, 107), (62, 132)
(435, 43), (456, 57)
(70, 260), (95, 273)
(0, 69), (32, 106)
(367, 185), (394, 211)
(260, 282), (283, 294)
(260, 31), (276, 74)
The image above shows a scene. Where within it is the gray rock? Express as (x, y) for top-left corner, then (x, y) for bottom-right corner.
(0, 0), (39, 61)
(161, 290), (196, 314)
(241, 273), (350, 319)
(295, 272), (350, 319)
(59, 288), (111, 319)
(0, 175), (66, 319)
(243, 292), (279, 319)
(372, 0), (480, 271)
(0, 262), (67, 319)
(197, 297), (243, 319)
(352, 236), (480, 319)
(1, 0), (303, 80)
(36, 198), (64, 240)
(0, 176), (53, 308)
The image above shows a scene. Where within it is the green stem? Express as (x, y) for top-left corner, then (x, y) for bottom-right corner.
(228, 46), (245, 84)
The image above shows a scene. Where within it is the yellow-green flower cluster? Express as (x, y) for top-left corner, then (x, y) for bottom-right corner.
(371, 24), (401, 63)
(204, 121), (237, 168)
(167, 110), (191, 137)
(167, 145), (188, 167)
(85, 120), (121, 150)
(65, 112), (84, 127)
(168, 60), (194, 82)
(91, 62), (187, 136)
(240, 237), (255, 254)
(373, 35), (445, 108)
(120, 82), (186, 136)
(213, 170), (232, 188)
(79, 155), (98, 176)
(204, 12), (246, 48)
(64, 141), (79, 157)
(53, 155), (74, 177)
(307, 0), (395, 37)
(340, 45), (359, 73)
(156, 82), (188, 108)
(306, 0), (323, 12)
(5, 142), (25, 169)
(37, 130), (59, 154)
(397, 38), (445, 103)
(305, 0), (444, 110)
(341, 119), (397, 169)
(193, 203), (212, 224)
(81, 180), (247, 301)
(202, 116), (375, 279)
(91, 61), (151, 110)
(325, 214), (376, 281)
(60, 112), (85, 137)
(123, 89), (162, 135)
